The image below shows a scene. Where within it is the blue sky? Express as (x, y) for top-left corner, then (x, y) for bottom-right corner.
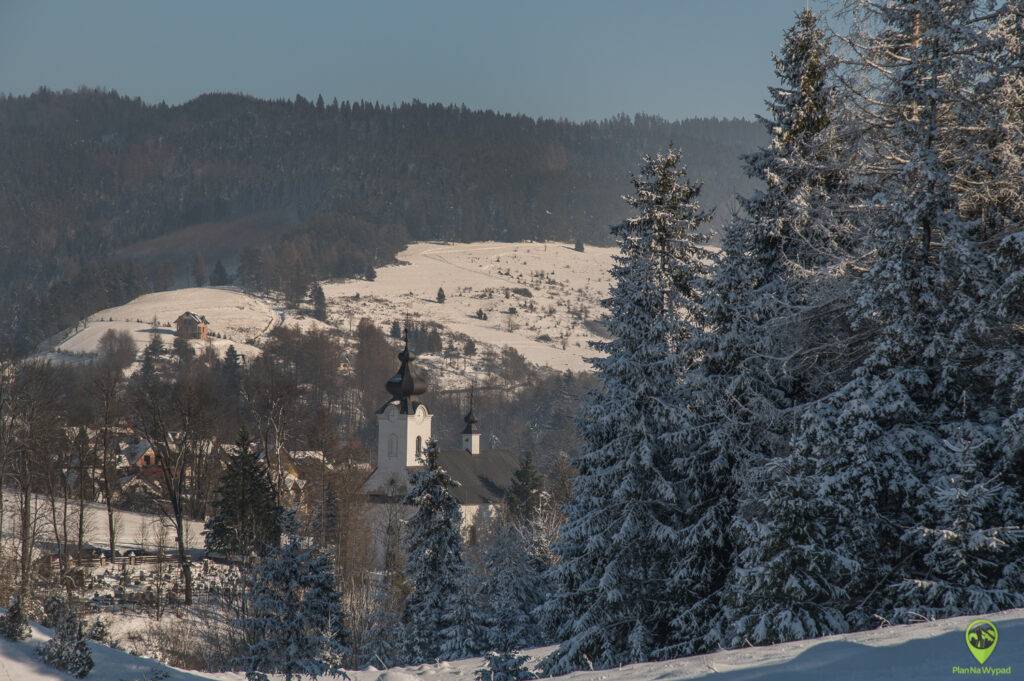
(0, 0), (824, 121)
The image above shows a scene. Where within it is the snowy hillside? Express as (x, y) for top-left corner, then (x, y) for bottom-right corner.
(3, 609), (1020, 680)
(322, 241), (619, 373)
(43, 287), (282, 362)
(42, 241), (637, 376)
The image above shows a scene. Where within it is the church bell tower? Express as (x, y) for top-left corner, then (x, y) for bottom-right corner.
(363, 329), (433, 495)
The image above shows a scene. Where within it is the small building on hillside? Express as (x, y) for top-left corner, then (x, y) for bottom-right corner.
(363, 331), (521, 547)
(174, 312), (208, 341)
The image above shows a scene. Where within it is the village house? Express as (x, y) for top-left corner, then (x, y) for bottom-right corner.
(174, 311), (209, 341)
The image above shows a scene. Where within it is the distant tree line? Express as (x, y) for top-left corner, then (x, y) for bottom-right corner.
(0, 88), (763, 356)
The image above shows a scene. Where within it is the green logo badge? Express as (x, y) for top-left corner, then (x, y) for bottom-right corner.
(965, 619), (998, 665)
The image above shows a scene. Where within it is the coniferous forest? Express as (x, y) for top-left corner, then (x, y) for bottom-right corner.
(544, 1), (1024, 670)
(1, 1), (1024, 679)
(0, 90), (761, 357)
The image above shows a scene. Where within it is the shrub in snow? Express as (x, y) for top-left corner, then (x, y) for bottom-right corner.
(1, 594), (31, 641)
(40, 605), (94, 678)
(477, 649), (533, 681)
(87, 617), (110, 644)
(42, 594), (70, 628)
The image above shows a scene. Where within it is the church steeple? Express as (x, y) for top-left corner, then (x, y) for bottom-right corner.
(462, 391), (481, 455)
(385, 327), (427, 413)
(364, 326), (433, 496)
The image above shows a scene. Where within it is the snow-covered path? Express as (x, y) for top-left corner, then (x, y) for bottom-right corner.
(3, 609), (1021, 680)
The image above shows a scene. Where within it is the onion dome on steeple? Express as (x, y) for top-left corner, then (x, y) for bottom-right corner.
(462, 393), (479, 435)
(385, 327), (427, 412)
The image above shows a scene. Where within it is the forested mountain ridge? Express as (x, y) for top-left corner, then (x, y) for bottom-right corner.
(0, 87), (762, 356)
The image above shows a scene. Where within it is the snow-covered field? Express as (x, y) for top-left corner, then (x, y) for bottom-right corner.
(46, 287), (281, 361)
(42, 241), (628, 377)
(2, 608), (1021, 680)
(1, 495), (206, 555)
(323, 241), (618, 374)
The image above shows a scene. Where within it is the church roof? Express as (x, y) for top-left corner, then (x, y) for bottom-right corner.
(434, 447), (521, 505)
(366, 447), (521, 506)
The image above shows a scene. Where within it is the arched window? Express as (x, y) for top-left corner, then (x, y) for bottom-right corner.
(416, 436), (423, 455)
(388, 435), (398, 459)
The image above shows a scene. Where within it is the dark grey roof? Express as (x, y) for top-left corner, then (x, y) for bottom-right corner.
(365, 448), (520, 506)
(435, 448), (520, 504)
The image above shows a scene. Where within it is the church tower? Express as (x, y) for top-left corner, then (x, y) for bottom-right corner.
(462, 394), (480, 455)
(363, 329), (433, 495)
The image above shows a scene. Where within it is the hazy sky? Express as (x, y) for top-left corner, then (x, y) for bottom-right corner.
(0, 0), (825, 121)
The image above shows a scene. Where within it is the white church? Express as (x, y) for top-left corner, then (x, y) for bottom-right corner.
(362, 332), (521, 535)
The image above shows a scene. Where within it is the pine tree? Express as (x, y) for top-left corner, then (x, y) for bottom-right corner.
(436, 287), (446, 304)
(715, 8), (853, 648)
(790, 0), (1021, 627)
(543, 147), (710, 673)
(476, 649), (533, 681)
(401, 438), (467, 663)
(221, 345), (242, 396)
(40, 603), (93, 678)
(311, 283), (328, 322)
(1, 594), (30, 641)
(389, 321), (402, 339)
(362, 503), (408, 668)
(205, 427), (282, 558)
(192, 253), (208, 287)
(210, 259), (230, 286)
(481, 521), (546, 651)
(506, 452), (543, 527)
(440, 568), (488, 660)
(237, 514), (349, 681)
(893, 421), (1024, 619)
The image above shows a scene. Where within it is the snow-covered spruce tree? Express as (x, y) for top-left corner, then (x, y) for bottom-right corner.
(894, 419), (1024, 618)
(481, 519), (546, 651)
(205, 426), (282, 558)
(716, 8), (855, 648)
(981, 3), (1024, 511)
(361, 502), (407, 668)
(401, 438), (471, 663)
(476, 649), (533, 681)
(440, 567), (489, 661)
(40, 604), (93, 678)
(790, 0), (1023, 627)
(236, 513), (349, 681)
(1, 594), (31, 641)
(542, 147), (710, 673)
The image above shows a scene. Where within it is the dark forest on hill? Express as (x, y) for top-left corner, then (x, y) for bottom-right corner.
(0, 87), (763, 356)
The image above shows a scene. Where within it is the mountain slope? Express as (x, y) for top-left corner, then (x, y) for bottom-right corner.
(0, 88), (762, 356)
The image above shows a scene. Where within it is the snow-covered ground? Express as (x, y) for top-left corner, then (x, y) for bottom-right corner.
(3, 608), (1021, 680)
(45, 287), (280, 361)
(323, 241), (618, 374)
(1, 494), (206, 555)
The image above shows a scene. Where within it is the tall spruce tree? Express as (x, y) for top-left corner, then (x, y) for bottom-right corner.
(715, 8), (853, 647)
(790, 0), (1024, 627)
(401, 438), (468, 663)
(311, 284), (328, 322)
(205, 427), (282, 557)
(543, 147), (710, 673)
(481, 520), (546, 651)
